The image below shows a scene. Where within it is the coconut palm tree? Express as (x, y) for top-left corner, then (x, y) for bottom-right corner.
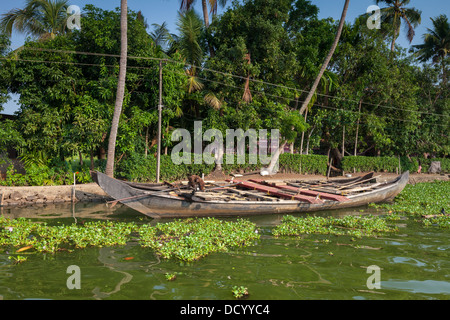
(105, 0), (128, 177)
(412, 14), (450, 87)
(299, 0), (350, 115)
(0, 0), (70, 40)
(180, 0), (227, 56)
(180, 0), (227, 29)
(376, 0), (421, 52)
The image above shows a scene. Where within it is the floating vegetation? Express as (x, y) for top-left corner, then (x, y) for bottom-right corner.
(231, 286), (249, 299)
(165, 272), (177, 281)
(139, 218), (260, 262)
(0, 217), (138, 254)
(0, 216), (259, 263)
(370, 180), (450, 218)
(272, 215), (398, 238)
(422, 215), (450, 228)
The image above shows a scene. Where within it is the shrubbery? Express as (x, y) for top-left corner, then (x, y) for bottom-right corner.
(0, 158), (99, 186)
(1, 152), (448, 186)
(341, 156), (399, 173)
(115, 153), (329, 182)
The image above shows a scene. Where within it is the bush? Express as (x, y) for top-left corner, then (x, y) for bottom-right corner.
(279, 154), (328, 175)
(400, 157), (449, 173)
(341, 156), (399, 173)
(116, 152), (329, 182)
(0, 158), (101, 186)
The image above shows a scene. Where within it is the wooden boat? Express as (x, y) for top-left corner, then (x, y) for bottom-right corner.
(91, 171), (409, 219)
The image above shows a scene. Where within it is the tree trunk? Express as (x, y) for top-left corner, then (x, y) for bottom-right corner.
(90, 149), (95, 171)
(201, 0), (215, 57)
(299, 0), (350, 115)
(299, 108), (308, 154)
(354, 99), (362, 156)
(390, 21), (399, 52)
(201, 0), (210, 28)
(442, 58), (447, 88)
(144, 126), (149, 158)
(105, 0), (128, 177)
(264, 141), (286, 175)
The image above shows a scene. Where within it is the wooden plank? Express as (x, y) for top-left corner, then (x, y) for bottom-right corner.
(230, 180), (323, 204)
(286, 182), (345, 195)
(337, 175), (380, 190)
(340, 183), (382, 193)
(249, 179), (350, 202)
(225, 188), (279, 202)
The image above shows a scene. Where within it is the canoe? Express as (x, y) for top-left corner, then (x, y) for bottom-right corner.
(91, 171), (409, 219)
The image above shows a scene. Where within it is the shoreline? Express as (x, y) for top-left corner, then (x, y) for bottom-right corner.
(0, 172), (448, 208)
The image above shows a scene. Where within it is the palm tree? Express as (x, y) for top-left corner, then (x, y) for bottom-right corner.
(150, 22), (171, 50)
(105, 0), (128, 177)
(180, 0), (227, 29)
(376, 0), (421, 52)
(412, 14), (450, 87)
(299, 0), (350, 115)
(180, 0), (227, 56)
(0, 0), (70, 40)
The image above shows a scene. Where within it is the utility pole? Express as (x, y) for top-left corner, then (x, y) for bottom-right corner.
(156, 60), (163, 183)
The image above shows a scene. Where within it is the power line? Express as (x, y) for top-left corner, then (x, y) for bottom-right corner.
(1, 52), (449, 127)
(5, 45), (449, 118)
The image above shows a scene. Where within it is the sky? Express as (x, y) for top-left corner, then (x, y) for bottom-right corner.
(0, 0), (449, 114)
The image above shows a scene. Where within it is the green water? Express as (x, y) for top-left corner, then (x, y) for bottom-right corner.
(0, 203), (449, 300)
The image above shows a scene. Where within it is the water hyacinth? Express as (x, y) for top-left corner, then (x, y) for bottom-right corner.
(272, 215), (398, 238)
(0, 216), (139, 253)
(0, 216), (260, 262)
(370, 180), (449, 217)
(138, 218), (260, 262)
(422, 215), (450, 228)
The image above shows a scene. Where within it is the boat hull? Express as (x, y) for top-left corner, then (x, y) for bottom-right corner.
(92, 171), (409, 219)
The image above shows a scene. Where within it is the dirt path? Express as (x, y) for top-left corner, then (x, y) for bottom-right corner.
(0, 171), (448, 208)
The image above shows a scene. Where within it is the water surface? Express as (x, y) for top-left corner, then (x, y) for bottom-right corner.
(0, 202), (449, 300)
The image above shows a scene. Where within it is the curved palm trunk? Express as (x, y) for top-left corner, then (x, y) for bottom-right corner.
(105, 0), (128, 177)
(201, 0), (216, 57)
(201, 0), (210, 28)
(299, 0), (350, 115)
(390, 26), (398, 52)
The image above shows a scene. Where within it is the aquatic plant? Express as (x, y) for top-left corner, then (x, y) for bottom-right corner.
(370, 181), (450, 217)
(0, 216), (259, 262)
(422, 215), (450, 228)
(138, 218), (260, 262)
(165, 272), (177, 281)
(8, 255), (27, 264)
(272, 214), (398, 238)
(231, 286), (249, 299)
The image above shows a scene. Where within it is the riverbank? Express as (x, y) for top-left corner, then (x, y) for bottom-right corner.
(0, 171), (448, 208)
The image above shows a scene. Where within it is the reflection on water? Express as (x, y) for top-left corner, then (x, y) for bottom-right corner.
(0, 201), (143, 221)
(0, 201), (449, 300)
(382, 280), (450, 294)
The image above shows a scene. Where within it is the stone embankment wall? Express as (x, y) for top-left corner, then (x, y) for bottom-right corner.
(0, 183), (112, 207)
